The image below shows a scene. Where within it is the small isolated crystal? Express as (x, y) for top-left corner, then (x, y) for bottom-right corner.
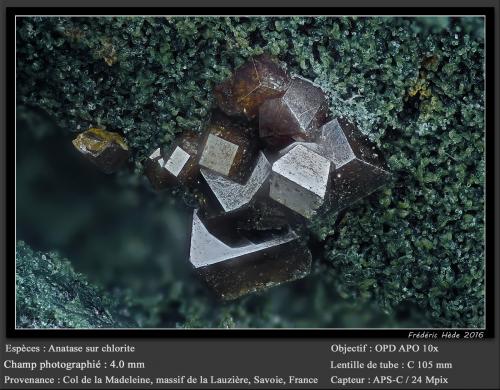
(270, 144), (331, 219)
(189, 210), (311, 300)
(72, 127), (130, 174)
(214, 54), (290, 119)
(144, 131), (200, 190)
(317, 118), (391, 212)
(201, 151), (271, 213)
(198, 112), (257, 183)
(259, 77), (328, 143)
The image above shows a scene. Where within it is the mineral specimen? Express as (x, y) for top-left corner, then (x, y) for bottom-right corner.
(189, 210), (311, 300)
(19, 17), (484, 328)
(72, 127), (130, 174)
(145, 131), (200, 190)
(198, 112), (258, 182)
(214, 54), (290, 119)
(270, 145), (331, 219)
(259, 77), (328, 144)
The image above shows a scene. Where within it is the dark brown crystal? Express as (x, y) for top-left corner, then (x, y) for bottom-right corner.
(322, 118), (391, 212)
(189, 210), (311, 300)
(259, 77), (329, 143)
(198, 112), (258, 183)
(214, 54), (291, 119)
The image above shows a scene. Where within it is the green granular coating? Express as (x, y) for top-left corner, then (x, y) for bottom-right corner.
(16, 16), (484, 328)
(16, 240), (428, 329)
(16, 241), (136, 328)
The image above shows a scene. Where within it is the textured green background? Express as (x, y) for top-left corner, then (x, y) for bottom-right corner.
(16, 16), (484, 328)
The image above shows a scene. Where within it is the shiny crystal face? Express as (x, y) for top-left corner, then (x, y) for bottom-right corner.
(143, 54), (390, 300)
(270, 145), (331, 219)
(165, 147), (191, 176)
(200, 152), (271, 213)
(200, 134), (239, 176)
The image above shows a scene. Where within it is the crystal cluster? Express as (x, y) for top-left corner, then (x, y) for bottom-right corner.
(155, 55), (391, 299)
(75, 54), (390, 300)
